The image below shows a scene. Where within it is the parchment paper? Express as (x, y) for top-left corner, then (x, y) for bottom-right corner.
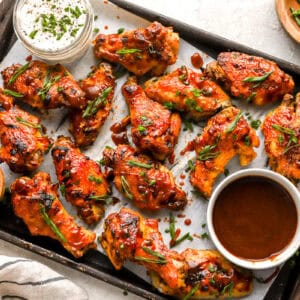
(0, 1), (281, 299)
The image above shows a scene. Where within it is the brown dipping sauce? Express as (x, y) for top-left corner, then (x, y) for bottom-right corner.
(213, 176), (298, 260)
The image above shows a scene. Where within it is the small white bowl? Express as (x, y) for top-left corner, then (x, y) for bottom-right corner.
(207, 168), (300, 270)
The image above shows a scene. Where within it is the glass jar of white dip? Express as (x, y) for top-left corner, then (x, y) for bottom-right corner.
(13, 0), (94, 64)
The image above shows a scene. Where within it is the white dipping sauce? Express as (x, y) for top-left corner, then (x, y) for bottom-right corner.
(17, 0), (88, 52)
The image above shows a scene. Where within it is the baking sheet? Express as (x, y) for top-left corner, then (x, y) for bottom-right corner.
(0, 1), (281, 299)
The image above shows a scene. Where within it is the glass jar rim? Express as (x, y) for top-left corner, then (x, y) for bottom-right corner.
(13, 0), (94, 55)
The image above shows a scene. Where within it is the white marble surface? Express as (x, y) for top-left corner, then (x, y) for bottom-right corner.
(1, 0), (300, 299)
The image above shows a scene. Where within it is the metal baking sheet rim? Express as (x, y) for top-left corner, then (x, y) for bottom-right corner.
(0, 1), (298, 300)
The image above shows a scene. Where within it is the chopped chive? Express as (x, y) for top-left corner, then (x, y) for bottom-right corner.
(39, 204), (67, 242)
(59, 184), (66, 197)
(137, 125), (147, 133)
(88, 195), (113, 204)
(38, 68), (61, 101)
(127, 160), (152, 169)
(141, 246), (166, 260)
(29, 30), (38, 39)
(149, 179), (156, 186)
(82, 87), (112, 118)
(226, 111), (243, 134)
(2, 89), (24, 98)
(163, 102), (175, 110)
(198, 144), (220, 161)
(221, 281), (234, 296)
(191, 88), (202, 97)
(201, 232), (209, 239)
(246, 92), (257, 103)
(134, 256), (167, 264)
(243, 71), (273, 83)
(117, 28), (125, 34)
(208, 264), (217, 273)
(88, 175), (102, 184)
(8, 62), (30, 85)
(183, 283), (200, 300)
(244, 135), (251, 146)
(169, 213), (176, 240)
(116, 48), (142, 55)
(183, 120), (194, 132)
(71, 28), (80, 37)
(171, 232), (193, 248)
(250, 119), (261, 130)
(224, 168), (229, 176)
(272, 124), (296, 136)
(16, 116), (42, 131)
(185, 160), (195, 172)
(121, 175), (133, 200)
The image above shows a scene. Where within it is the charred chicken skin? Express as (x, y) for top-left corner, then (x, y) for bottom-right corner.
(2, 60), (86, 110)
(10, 172), (96, 258)
(101, 207), (188, 290)
(0, 89), (52, 173)
(262, 93), (300, 181)
(144, 66), (231, 121)
(51, 136), (111, 224)
(94, 22), (179, 76)
(103, 144), (187, 210)
(122, 76), (181, 161)
(101, 208), (253, 298)
(205, 52), (294, 105)
(151, 248), (253, 299)
(190, 106), (260, 198)
(69, 62), (115, 147)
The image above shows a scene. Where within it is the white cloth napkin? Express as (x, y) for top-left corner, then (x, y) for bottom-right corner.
(0, 255), (88, 300)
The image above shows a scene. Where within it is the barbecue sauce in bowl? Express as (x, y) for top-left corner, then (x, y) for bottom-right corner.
(212, 176), (297, 260)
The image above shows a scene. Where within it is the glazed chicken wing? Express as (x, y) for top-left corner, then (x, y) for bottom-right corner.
(122, 76), (181, 161)
(10, 172), (96, 258)
(101, 207), (188, 290)
(94, 22), (179, 76)
(151, 248), (253, 299)
(206, 52), (294, 105)
(69, 62), (115, 147)
(101, 208), (253, 298)
(0, 89), (52, 173)
(103, 144), (187, 210)
(2, 60), (86, 110)
(51, 136), (111, 224)
(190, 106), (259, 198)
(144, 66), (231, 121)
(262, 93), (300, 180)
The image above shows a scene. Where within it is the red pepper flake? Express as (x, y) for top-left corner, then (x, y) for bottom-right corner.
(116, 15), (120, 19)
(184, 218), (192, 226)
(103, 0), (108, 4)
(177, 214), (186, 218)
(179, 181), (184, 186)
(26, 55), (32, 62)
(180, 174), (186, 179)
(104, 25), (109, 30)
(175, 228), (181, 239)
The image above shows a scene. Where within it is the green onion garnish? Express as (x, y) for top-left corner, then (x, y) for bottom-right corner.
(39, 204), (67, 243)
(127, 160), (152, 169)
(8, 62), (30, 85)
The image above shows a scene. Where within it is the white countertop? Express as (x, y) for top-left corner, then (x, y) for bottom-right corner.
(0, 0), (300, 299)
